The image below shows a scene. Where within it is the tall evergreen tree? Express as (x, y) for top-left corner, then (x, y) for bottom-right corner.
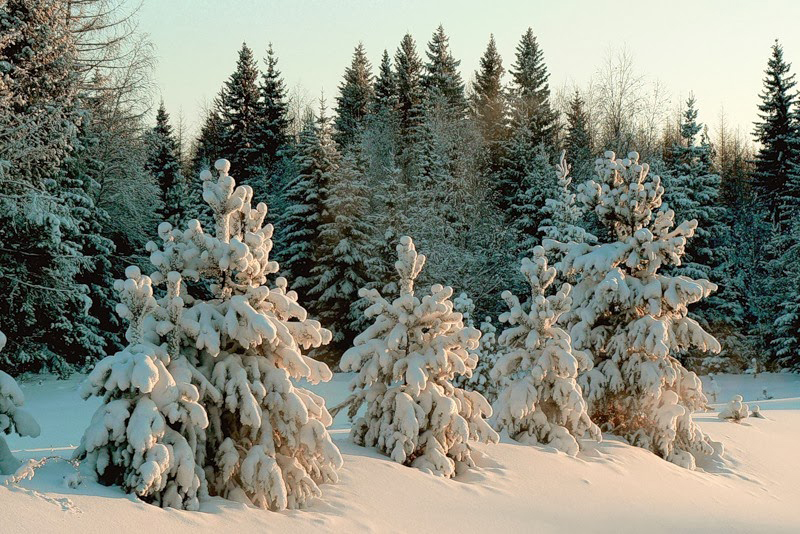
(663, 95), (727, 281)
(469, 34), (507, 171)
(256, 43), (290, 189)
(0, 0), (105, 374)
(564, 90), (593, 178)
(334, 43), (374, 148)
(373, 49), (398, 115)
(394, 33), (424, 143)
(508, 27), (558, 148)
(422, 25), (467, 115)
(192, 101), (225, 174)
(753, 40), (799, 231)
(661, 96), (732, 372)
(279, 100), (339, 293)
(218, 43), (263, 185)
(307, 150), (373, 364)
(773, 216), (800, 370)
(509, 143), (556, 258)
(145, 101), (187, 227)
(65, 118), (123, 357)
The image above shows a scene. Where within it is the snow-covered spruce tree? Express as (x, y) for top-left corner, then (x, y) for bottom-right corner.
(662, 95), (726, 283)
(548, 151), (722, 469)
(661, 96), (731, 373)
(509, 143), (556, 258)
(0, 0), (106, 375)
(752, 40), (799, 231)
(307, 150), (374, 364)
(773, 217), (800, 371)
(564, 90), (594, 183)
(507, 27), (558, 148)
(75, 264), (209, 509)
(340, 237), (498, 476)
(256, 43), (290, 186)
(469, 34), (507, 170)
(469, 317), (502, 403)
(0, 330), (41, 475)
(278, 101), (339, 293)
(539, 151), (596, 246)
(76, 159), (342, 510)
(491, 248), (600, 455)
(218, 43), (264, 187)
(394, 33), (425, 152)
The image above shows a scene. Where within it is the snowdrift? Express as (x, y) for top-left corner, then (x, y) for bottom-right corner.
(2, 372), (799, 533)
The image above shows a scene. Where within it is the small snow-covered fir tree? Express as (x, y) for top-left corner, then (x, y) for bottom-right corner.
(706, 375), (720, 403)
(491, 248), (600, 455)
(539, 151), (596, 246)
(549, 151), (723, 469)
(75, 265), (209, 509)
(340, 236), (498, 477)
(77, 159), (341, 510)
(0, 330), (41, 475)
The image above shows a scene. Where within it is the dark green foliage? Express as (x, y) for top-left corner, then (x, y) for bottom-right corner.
(145, 102), (187, 227)
(508, 28), (558, 148)
(335, 43), (374, 148)
(422, 25), (467, 116)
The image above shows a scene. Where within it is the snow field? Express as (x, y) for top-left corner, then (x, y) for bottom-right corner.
(2, 372), (799, 533)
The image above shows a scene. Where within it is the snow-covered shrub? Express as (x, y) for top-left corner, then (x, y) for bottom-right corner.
(0, 330), (41, 475)
(547, 151), (723, 469)
(491, 247), (600, 455)
(340, 236), (499, 477)
(76, 159), (342, 510)
(718, 395), (749, 422)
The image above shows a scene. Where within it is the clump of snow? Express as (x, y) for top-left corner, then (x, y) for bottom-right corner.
(340, 236), (498, 476)
(75, 159), (341, 510)
(0, 330), (41, 475)
(718, 395), (749, 422)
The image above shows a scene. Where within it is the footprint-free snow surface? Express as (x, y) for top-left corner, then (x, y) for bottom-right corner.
(2, 372), (799, 533)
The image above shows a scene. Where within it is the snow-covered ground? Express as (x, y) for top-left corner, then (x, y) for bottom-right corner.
(2, 372), (799, 533)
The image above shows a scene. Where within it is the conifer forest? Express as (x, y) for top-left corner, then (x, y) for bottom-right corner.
(1, 1), (799, 532)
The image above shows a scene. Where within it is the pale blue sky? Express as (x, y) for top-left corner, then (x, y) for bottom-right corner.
(138, 0), (800, 140)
